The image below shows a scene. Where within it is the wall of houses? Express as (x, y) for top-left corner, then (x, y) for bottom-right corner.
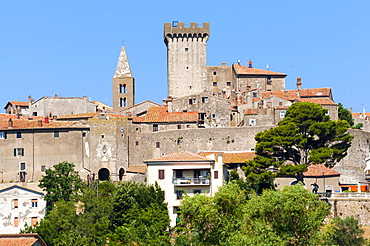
(206, 64), (233, 94)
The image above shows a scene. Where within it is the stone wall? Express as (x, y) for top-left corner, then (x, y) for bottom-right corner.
(328, 197), (370, 225)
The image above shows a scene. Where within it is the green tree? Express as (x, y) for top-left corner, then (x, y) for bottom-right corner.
(245, 185), (330, 245)
(245, 102), (353, 187)
(39, 161), (83, 208)
(108, 182), (170, 245)
(338, 103), (354, 126)
(321, 216), (366, 246)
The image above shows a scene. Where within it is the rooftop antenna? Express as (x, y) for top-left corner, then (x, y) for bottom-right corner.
(245, 58), (248, 66)
(266, 64), (269, 70)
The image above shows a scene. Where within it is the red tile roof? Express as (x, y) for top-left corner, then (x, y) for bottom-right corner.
(0, 118), (87, 130)
(352, 112), (370, 119)
(295, 98), (337, 106)
(233, 64), (286, 76)
(198, 151), (255, 163)
(262, 91), (297, 101)
(7, 101), (29, 107)
(299, 88), (331, 98)
(304, 164), (340, 177)
(132, 106), (198, 123)
(0, 234), (47, 246)
(126, 164), (147, 173)
(145, 150), (212, 162)
(57, 112), (126, 120)
(0, 114), (44, 120)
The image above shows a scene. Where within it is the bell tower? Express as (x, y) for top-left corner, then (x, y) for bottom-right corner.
(112, 46), (135, 111)
(164, 22), (210, 98)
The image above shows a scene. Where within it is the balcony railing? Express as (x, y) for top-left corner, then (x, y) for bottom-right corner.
(173, 177), (210, 186)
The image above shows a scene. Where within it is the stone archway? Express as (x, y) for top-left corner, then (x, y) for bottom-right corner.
(119, 168), (125, 181)
(98, 168), (110, 181)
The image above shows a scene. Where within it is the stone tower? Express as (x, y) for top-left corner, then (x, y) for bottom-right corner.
(112, 46), (135, 111)
(164, 22), (210, 98)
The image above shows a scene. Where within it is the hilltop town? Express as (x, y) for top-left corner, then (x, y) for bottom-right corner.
(1, 22), (370, 232)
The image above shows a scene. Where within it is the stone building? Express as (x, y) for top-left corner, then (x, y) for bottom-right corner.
(112, 46), (135, 111)
(4, 101), (29, 116)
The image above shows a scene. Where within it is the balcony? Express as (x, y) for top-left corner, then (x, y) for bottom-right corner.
(173, 177), (210, 186)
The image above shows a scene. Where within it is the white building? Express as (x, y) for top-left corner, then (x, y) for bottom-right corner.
(145, 150), (228, 227)
(0, 185), (46, 233)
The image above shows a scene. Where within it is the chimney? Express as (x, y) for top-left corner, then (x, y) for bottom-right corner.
(222, 62), (226, 67)
(44, 117), (49, 124)
(296, 76), (302, 90)
(248, 60), (253, 68)
(8, 118), (13, 128)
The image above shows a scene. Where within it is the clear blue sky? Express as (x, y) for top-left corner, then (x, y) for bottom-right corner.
(1, 1), (369, 112)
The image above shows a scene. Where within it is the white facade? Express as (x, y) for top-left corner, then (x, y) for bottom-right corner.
(0, 185), (46, 233)
(145, 151), (227, 227)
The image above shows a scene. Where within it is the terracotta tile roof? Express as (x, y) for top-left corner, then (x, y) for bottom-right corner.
(7, 101), (29, 107)
(120, 100), (160, 111)
(58, 112), (99, 119)
(145, 150), (212, 163)
(352, 112), (370, 119)
(274, 106), (290, 110)
(244, 108), (258, 115)
(0, 114), (44, 120)
(0, 238), (38, 246)
(0, 118), (87, 130)
(233, 64), (286, 76)
(304, 164), (340, 177)
(126, 164), (147, 173)
(132, 106), (198, 123)
(295, 98), (337, 106)
(0, 234), (47, 246)
(299, 88), (331, 98)
(198, 151), (255, 163)
(262, 90), (297, 101)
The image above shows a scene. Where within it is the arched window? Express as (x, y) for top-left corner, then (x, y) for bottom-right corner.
(119, 98), (127, 107)
(280, 110), (286, 118)
(120, 84), (126, 93)
(98, 168), (110, 181)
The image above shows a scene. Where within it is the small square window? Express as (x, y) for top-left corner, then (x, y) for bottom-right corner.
(156, 142), (160, 148)
(16, 132), (22, 138)
(158, 169), (165, 179)
(186, 67), (189, 70)
(54, 131), (59, 137)
(153, 124), (158, 132)
(20, 162), (26, 170)
(173, 206), (180, 214)
(185, 48), (189, 51)
(41, 166), (46, 172)
(14, 148), (24, 156)
(0, 132), (6, 139)
(194, 189), (201, 194)
(212, 114), (216, 118)
(213, 71), (217, 75)
(202, 97), (208, 103)
(82, 132), (86, 137)
(135, 141), (139, 146)
(226, 82), (231, 87)
(177, 125), (182, 129)
(213, 82), (217, 87)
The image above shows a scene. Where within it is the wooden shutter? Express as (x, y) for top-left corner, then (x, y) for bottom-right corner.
(158, 170), (165, 180)
(214, 171), (219, 179)
(21, 148), (24, 156)
(31, 217), (38, 226)
(14, 217), (19, 227)
(14, 199), (18, 208)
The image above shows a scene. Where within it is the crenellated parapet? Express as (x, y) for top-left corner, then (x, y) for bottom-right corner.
(164, 22), (210, 44)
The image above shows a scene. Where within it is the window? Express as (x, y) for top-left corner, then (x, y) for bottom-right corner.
(16, 132), (22, 138)
(214, 170), (219, 179)
(175, 189), (183, 199)
(279, 102), (283, 106)
(186, 67), (189, 70)
(14, 148), (24, 156)
(185, 48), (189, 51)
(212, 114), (216, 119)
(14, 199), (18, 209)
(213, 82), (217, 86)
(173, 206), (180, 214)
(120, 84), (127, 93)
(158, 170), (165, 180)
(249, 119), (256, 125)
(20, 162), (26, 171)
(32, 112), (38, 116)
(14, 217), (19, 227)
(41, 166), (46, 172)
(175, 170), (182, 179)
(267, 76), (272, 85)
(188, 98), (196, 105)
(31, 199), (38, 208)
(20, 171), (26, 182)
(213, 71), (217, 75)
(135, 141), (139, 146)
(177, 125), (182, 129)
(226, 82), (231, 86)
(325, 111), (329, 115)
(119, 98), (127, 107)
(153, 124), (158, 132)
(280, 110), (286, 118)
(31, 217), (38, 226)
(82, 132), (86, 137)
(194, 189), (201, 194)
(156, 142), (160, 148)
(0, 132), (6, 139)
(54, 131), (59, 137)
(252, 92), (257, 98)
(202, 97), (208, 103)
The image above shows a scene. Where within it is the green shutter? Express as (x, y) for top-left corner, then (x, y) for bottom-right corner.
(14, 148), (16, 156)
(21, 148), (24, 156)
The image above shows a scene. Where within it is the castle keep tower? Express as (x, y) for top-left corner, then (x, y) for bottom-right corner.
(112, 46), (135, 111)
(164, 22), (210, 98)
